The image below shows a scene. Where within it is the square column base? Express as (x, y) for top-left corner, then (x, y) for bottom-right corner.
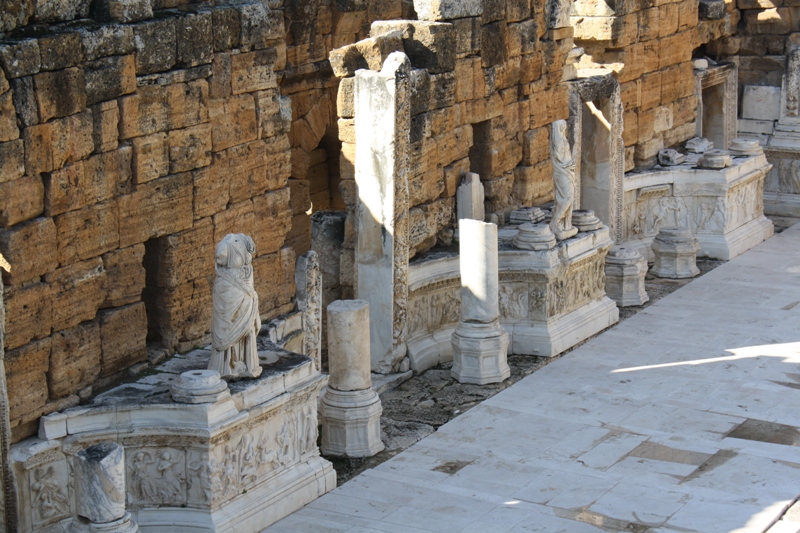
(451, 321), (510, 385)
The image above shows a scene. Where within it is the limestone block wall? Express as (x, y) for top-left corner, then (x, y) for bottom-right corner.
(0, 2), (295, 443)
(573, 0), (739, 169)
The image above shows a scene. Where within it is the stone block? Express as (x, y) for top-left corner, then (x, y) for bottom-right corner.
(33, 0), (91, 22)
(49, 321), (101, 398)
(55, 110), (95, 168)
(413, 0), (482, 20)
(513, 160), (553, 205)
(39, 32), (84, 71)
(79, 24), (135, 61)
(651, 227), (700, 278)
(213, 7), (241, 51)
(167, 80), (209, 130)
(118, 173), (193, 247)
(0, 39), (40, 78)
(0, 91), (19, 142)
(605, 246), (648, 307)
(0, 139), (25, 184)
(253, 188), (292, 256)
(55, 200), (119, 265)
(177, 11), (213, 67)
(82, 146), (133, 204)
(192, 166), (228, 219)
(640, 71), (662, 111)
(91, 100), (120, 153)
(0, 176), (44, 227)
(320, 387), (384, 457)
(230, 49), (277, 94)
(144, 275), (211, 348)
(240, 1), (284, 48)
(742, 85), (782, 121)
(699, 0), (726, 19)
(212, 199), (254, 246)
(337, 76), (355, 118)
(253, 247), (296, 315)
(132, 132), (168, 184)
(102, 244), (145, 307)
(0, 217), (57, 285)
(482, 21), (508, 67)
(33, 67), (87, 122)
(133, 18), (177, 74)
(744, 8), (793, 34)
(3, 282), (52, 350)
(118, 85), (169, 139)
(210, 94), (258, 151)
(146, 217), (213, 289)
(169, 123), (212, 173)
(99, 302), (147, 377)
(92, 0), (152, 22)
(451, 321), (510, 384)
(659, 31), (695, 69)
(371, 20), (456, 73)
(45, 257), (107, 332)
(522, 126), (550, 165)
(5, 337), (50, 421)
(218, 140), (276, 202)
(84, 54), (136, 105)
(660, 63), (695, 103)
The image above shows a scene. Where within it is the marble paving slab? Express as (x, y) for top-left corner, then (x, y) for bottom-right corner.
(264, 223), (800, 533)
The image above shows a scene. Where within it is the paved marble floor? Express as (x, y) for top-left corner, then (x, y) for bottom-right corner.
(264, 224), (800, 533)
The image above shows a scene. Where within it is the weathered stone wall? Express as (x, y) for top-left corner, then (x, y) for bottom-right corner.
(573, 0), (739, 169)
(705, 2), (800, 91)
(332, 2), (572, 261)
(0, 1), (294, 442)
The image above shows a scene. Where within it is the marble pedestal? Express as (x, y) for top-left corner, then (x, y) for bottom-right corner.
(11, 349), (334, 533)
(319, 388), (384, 457)
(619, 153), (773, 261)
(451, 321), (510, 385)
(651, 227), (700, 279)
(605, 247), (649, 307)
(405, 227), (619, 371)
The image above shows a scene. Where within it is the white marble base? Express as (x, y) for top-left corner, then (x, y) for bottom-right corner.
(134, 457), (333, 533)
(696, 215), (774, 260)
(451, 321), (510, 385)
(605, 248), (649, 307)
(765, 192), (800, 218)
(509, 297), (619, 357)
(319, 388), (384, 457)
(70, 513), (139, 533)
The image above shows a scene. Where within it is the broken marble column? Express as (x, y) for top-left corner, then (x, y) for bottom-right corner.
(513, 223), (556, 250)
(605, 247), (649, 307)
(296, 251), (322, 370)
(698, 149), (732, 169)
(572, 209), (603, 232)
(355, 52), (412, 374)
(320, 300), (384, 457)
(686, 137), (713, 153)
(451, 220), (510, 385)
(658, 149), (685, 166)
(171, 370), (230, 403)
(651, 227), (700, 279)
(74, 442), (138, 532)
(457, 172), (485, 221)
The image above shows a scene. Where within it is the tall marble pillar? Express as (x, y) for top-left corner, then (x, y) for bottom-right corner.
(319, 300), (384, 457)
(772, 45), (800, 147)
(355, 52), (412, 374)
(451, 220), (510, 385)
(73, 442), (138, 532)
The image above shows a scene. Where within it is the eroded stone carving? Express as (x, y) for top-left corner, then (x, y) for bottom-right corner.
(296, 252), (322, 371)
(31, 465), (68, 524)
(550, 120), (579, 240)
(209, 234), (262, 380)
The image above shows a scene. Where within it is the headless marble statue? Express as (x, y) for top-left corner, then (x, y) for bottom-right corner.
(549, 119), (578, 240)
(209, 233), (263, 380)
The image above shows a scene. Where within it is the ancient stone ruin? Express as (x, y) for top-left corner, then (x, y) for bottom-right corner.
(0, 0), (793, 527)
